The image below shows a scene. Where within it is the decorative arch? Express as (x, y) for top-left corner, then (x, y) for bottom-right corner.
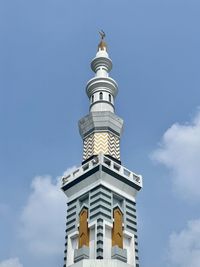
(112, 207), (123, 249)
(78, 208), (89, 248)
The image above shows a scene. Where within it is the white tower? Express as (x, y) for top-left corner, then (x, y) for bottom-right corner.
(61, 33), (142, 267)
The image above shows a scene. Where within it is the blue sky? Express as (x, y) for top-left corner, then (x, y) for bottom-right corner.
(1, 0), (200, 267)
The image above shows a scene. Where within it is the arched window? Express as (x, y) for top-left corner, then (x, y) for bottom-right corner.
(92, 95), (94, 103)
(109, 94), (111, 102)
(99, 92), (103, 100)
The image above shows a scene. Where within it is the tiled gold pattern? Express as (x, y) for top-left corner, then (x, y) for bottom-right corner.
(83, 132), (120, 160)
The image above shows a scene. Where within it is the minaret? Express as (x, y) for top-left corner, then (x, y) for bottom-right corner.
(61, 33), (143, 267)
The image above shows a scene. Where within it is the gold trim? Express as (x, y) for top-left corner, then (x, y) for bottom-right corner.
(112, 208), (123, 249)
(78, 208), (89, 248)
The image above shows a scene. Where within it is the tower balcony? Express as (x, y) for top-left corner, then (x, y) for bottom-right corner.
(61, 154), (142, 201)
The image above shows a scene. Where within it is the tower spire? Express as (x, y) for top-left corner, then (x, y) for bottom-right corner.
(98, 30), (107, 51)
(87, 33), (117, 113)
(79, 33), (123, 162)
(99, 30), (106, 40)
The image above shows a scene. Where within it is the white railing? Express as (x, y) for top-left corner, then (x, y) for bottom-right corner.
(101, 155), (142, 186)
(61, 154), (142, 187)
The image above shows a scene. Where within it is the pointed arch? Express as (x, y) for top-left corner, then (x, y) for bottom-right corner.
(112, 207), (123, 249)
(78, 208), (89, 248)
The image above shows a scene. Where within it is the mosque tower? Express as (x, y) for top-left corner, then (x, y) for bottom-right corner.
(61, 33), (143, 267)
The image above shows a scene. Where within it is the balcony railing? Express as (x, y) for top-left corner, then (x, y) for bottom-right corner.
(62, 154), (142, 187)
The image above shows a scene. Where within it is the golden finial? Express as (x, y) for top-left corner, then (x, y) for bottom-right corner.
(98, 30), (107, 51)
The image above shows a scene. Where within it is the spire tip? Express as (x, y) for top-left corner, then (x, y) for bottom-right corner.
(99, 30), (106, 40)
(98, 30), (107, 51)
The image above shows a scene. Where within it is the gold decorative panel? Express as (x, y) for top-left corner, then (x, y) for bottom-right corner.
(83, 132), (120, 160)
(112, 208), (123, 249)
(78, 208), (89, 248)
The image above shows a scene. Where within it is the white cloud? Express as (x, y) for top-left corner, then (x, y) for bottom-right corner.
(152, 110), (200, 201)
(62, 166), (77, 177)
(168, 218), (200, 267)
(19, 167), (76, 256)
(0, 258), (23, 267)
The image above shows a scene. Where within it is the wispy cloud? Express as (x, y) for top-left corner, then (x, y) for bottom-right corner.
(151, 109), (200, 202)
(18, 167), (76, 256)
(152, 109), (200, 267)
(19, 175), (66, 255)
(0, 258), (23, 267)
(167, 218), (200, 267)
